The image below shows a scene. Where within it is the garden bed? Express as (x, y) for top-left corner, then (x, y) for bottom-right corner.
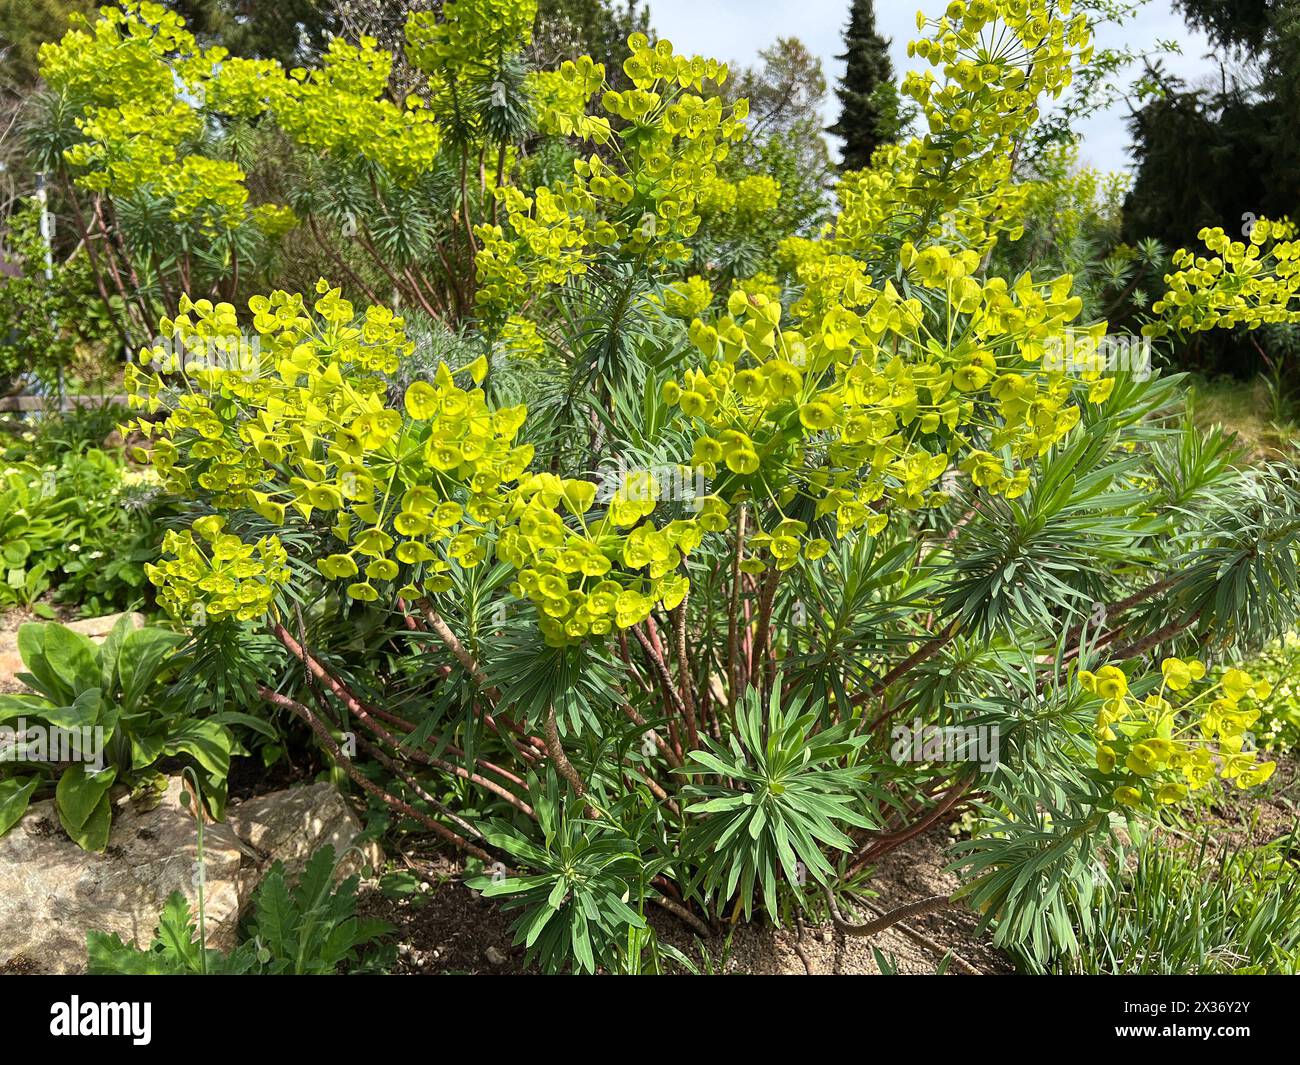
(4, 0), (1300, 981)
(360, 823), (1017, 975)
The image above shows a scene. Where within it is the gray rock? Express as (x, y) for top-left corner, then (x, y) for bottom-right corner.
(0, 777), (380, 974)
(63, 612), (148, 640)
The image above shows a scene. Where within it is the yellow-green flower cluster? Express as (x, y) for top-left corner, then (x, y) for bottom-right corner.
(1081, 658), (1277, 808)
(405, 0), (536, 90)
(662, 256), (1105, 558)
(205, 56), (286, 119)
(65, 100), (203, 195)
(1145, 219), (1300, 337)
(474, 32), (746, 320)
(497, 315), (546, 360)
(824, 0), (1090, 267)
(127, 286), (405, 507)
(754, 7), (1117, 541)
(49, 1), (543, 197)
(144, 516), (290, 622)
(662, 276), (714, 319)
(129, 281), (519, 602)
(127, 281), (708, 644)
(41, 2), (296, 233)
(37, 1), (208, 107)
(1019, 142), (1129, 247)
(696, 174), (781, 221)
(496, 473), (697, 646)
(531, 57), (611, 142)
(160, 156), (249, 232)
(273, 37), (444, 185)
(475, 185), (597, 315)
(250, 204), (299, 239)
(731, 273), (783, 305)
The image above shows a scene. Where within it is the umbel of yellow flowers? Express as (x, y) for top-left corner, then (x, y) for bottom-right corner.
(1080, 659), (1276, 807)
(116, 0), (1292, 652)
(127, 244), (1112, 646)
(127, 281), (699, 645)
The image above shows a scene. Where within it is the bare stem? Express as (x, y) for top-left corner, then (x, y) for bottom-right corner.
(824, 885), (952, 937)
(543, 706), (599, 819)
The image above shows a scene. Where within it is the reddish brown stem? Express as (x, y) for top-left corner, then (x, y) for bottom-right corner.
(417, 602), (498, 697)
(543, 706), (598, 819)
(632, 625), (686, 759)
(851, 621), (960, 711)
(307, 215), (382, 304)
(726, 506), (747, 711)
(749, 568), (780, 698)
(619, 701), (683, 770)
(273, 621), (530, 806)
(847, 779), (971, 877)
(673, 597), (699, 750)
(258, 686), (491, 861)
(1108, 615), (1195, 661)
(59, 178), (132, 353)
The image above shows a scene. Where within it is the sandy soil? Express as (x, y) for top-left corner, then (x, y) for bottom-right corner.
(357, 753), (1300, 976)
(358, 823), (1015, 976)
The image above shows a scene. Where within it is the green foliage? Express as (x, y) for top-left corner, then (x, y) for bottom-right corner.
(1012, 830), (1300, 974)
(1250, 633), (1300, 751)
(681, 685), (878, 920)
(1172, 0), (1272, 52)
(166, 0), (339, 68)
(1121, 1), (1300, 376)
(469, 775), (648, 975)
(22, 0), (1300, 979)
(240, 844), (392, 974)
(0, 617), (234, 849)
(87, 844), (393, 973)
(0, 198), (116, 387)
(0, 447), (160, 614)
(7, 403), (129, 463)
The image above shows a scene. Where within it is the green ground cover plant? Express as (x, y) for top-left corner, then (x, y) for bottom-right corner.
(87, 844), (392, 974)
(0, 446), (160, 614)
(0, 617), (234, 847)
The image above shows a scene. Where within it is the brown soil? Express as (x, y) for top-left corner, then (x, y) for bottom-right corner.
(359, 755), (1300, 976)
(225, 749), (320, 802)
(0, 601), (80, 637)
(0, 955), (39, 975)
(357, 824), (1014, 976)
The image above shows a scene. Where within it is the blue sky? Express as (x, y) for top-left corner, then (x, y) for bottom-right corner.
(648, 0), (1221, 173)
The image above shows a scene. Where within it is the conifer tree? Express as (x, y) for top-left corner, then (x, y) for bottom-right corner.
(826, 0), (897, 170)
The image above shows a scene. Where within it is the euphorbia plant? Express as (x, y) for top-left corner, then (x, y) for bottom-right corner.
(98, 0), (1300, 972)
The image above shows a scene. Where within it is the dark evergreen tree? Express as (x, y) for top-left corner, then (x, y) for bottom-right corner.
(169, 1), (340, 67)
(826, 0), (896, 171)
(1172, 0), (1273, 51)
(1123, 1), (1300, 249)
(1121, 0), (1300, 377)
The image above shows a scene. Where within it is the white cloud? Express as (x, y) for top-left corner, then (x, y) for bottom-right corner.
(647, 0), (1221, 173)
